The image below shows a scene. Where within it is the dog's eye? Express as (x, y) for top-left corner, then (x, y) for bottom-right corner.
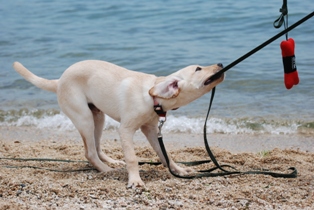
(195, 67), (202, 71)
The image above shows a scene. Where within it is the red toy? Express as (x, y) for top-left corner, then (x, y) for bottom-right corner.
(280, 38), (299, 89)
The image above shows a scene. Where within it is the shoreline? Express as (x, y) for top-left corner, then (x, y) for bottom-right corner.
(1, 125), (313, 153)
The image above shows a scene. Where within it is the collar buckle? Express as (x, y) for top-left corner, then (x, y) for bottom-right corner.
(154, 104), (167, 117)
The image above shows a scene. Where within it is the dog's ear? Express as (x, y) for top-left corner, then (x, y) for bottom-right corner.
(149, 78), (181, 99)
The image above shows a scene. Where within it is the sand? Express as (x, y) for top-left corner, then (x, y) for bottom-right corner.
(0, 126), (313, 209)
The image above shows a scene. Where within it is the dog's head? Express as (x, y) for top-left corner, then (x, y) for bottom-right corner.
(149, 63), (224, 110)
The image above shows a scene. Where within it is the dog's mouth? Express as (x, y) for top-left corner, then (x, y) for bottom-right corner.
(204, 72), (224, 86)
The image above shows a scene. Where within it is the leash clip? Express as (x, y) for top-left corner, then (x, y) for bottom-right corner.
(157, 116), (166, 138)
(153, 103), (167, 138)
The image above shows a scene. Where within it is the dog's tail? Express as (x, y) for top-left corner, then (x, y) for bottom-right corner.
(13, 62), (58, 93)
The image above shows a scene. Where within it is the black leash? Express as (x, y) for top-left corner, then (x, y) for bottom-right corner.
(157, 87), (297, 179)
(0, 157), (96, 172)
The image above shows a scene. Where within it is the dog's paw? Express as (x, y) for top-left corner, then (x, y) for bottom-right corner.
(127, 178), (146, 189)
(171, 165), (196, 176)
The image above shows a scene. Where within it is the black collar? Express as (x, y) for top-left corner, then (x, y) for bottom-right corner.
(154, 104), (167, 117)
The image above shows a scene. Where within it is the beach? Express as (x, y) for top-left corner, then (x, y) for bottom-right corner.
(1, 126), (313, 209)
(1, 1), (313, 209)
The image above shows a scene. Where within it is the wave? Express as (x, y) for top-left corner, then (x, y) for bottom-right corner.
(1, 109), (313, 135)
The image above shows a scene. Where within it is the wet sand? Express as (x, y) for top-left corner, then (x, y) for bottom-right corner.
(0, 126), (313, 209)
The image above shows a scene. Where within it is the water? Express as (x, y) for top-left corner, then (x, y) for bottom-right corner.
(1, 0), (313, 134)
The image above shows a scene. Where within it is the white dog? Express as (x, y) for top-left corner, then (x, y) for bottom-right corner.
(13, 60), (224, 188)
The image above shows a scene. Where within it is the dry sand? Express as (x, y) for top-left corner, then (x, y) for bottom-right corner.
(0, 126), (313, 209)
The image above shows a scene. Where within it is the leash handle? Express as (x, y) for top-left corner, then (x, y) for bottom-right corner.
(273, 0), (288, 30)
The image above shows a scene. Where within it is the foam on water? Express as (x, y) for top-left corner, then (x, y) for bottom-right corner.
(1, 111), (309, 135)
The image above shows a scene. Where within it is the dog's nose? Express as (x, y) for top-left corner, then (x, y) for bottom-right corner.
(217, 63), (223, 68)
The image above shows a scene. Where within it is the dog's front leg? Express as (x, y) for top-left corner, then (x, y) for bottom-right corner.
(119, 126), (144, 188)
(141, 123), (195, 176)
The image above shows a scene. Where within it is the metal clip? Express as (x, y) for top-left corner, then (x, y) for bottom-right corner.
(157, 116), (166, 138)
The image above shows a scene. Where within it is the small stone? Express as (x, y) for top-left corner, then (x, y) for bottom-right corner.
(16, 190), (22, 196)
(120, 202), (127, 207)
(165, 187), (172, 192)
(89, 194), (98, 199)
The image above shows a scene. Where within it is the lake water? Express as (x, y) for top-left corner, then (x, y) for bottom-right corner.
(1, 0), (313, 135)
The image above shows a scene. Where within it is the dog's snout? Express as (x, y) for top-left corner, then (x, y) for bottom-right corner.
(217, 63), (223, 68)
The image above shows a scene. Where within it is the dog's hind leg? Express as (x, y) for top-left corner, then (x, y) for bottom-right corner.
(89, 104), (125, 165)
(59, 100), (113, 172)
